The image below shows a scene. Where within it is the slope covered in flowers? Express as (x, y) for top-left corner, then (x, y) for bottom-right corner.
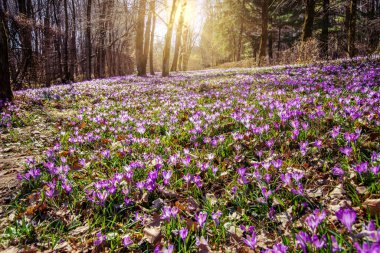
(1, 58), (380, 252)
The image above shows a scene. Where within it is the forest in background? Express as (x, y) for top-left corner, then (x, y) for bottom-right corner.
(0, 0), (379, 96)
(200, 0), (380, 67)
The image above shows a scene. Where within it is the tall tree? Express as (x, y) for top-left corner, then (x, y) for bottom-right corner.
(17, 0), (34, 82)
(142, 0), (153, 75)
(162, 0), (179, 77)
(347, 0), (357, 57)
(149, 0), (156, 75)
(136, 0), (147, 76)
(320, 0), (329, 59)
(302, 0), (315, 42)
(63, 0), (70, 82)
(85, 0), (92, 80)
(0, 6), (12, 101)
(258, 0), (269, 65)
(44, 1), (52, 86)
(70, 0), (77, 81)
(237, 0), (246, 62)
(180, 24), (195, 71)
(171, 0), (187, 71)
(52, 0), (63, 81)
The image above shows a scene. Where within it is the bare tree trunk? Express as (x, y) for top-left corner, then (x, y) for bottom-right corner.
(98, 1), (106, 78)
(268, 30), (273, 59)
(0, 7), (12, 101)
(237, 0), (245, 62)
(179, 24), (188, 71)
(98, 0), (113, 78)
(142, 0), (153, 75)
(181, 24), (193, 71)
(85, 0), (92, 80)
(136, 0), (147, 76)
(277, 26), (281, 59)
(149, 0), (156, 75)
(106, 0), (115, 77)
(52, 0), (63, 82)
(368, 0), (379, 52)
(171, 0), (187, 71)
(302, 0), (315, 42)
(44, 2), (51, 86)
(268, 15), (273, 60)
(18, 0), (34, 84)
(320, 0), (329, 59)
(70, 0), (76, 81)
(348, 0), (357, 57)
(258, 0), (268, 66)
(63, 0), (70, 82)
(162, 0), (179, 77)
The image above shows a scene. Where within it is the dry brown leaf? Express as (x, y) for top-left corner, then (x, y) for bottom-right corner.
(143, 226), (161, 244)
(69, 225), (89, 237)
(363, 199), (380, 216)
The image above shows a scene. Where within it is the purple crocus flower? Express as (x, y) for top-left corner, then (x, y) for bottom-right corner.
(161, 244), (174, 253)
(161, 206), (172, 221)
(311, 234), (326, 249)
(371, 166), (379, 175)
(211, 165), (218, 175)
(292, 171), (304, 182)
(96, 190), (109, 205)
(182, 155), (191, 167)
(305, 209), (326, 233)
(162, 170), (173, 185)
(195, 211), (208, 228)
(171, 206), (179, 217)
(212, 211), (222, 224)
(61, 180), (72, 194)
(366, 220), (376, 231)
(237, 167), (247, 177)
(45, 181), (56, 198)
(242, 231), (257, 249)
(264, 243), (288, 253)
(296, 231), (311, 253)
(272, 159), (283, 169)
(335, 207), (356, 232)
(136, 125), (146, 134)
(314, 139), (323, 149)
(266, 139), (274, 148)
(331, 126), (340, 139)
(179, 227), (188, 241)
(136, 181), (145, 190)
(354, 242), (380, 253)
(261, 187), (272, 199)
(27, 168), (41, 179)
(299, 141), (308, 156)
(94, 232), (106, 246)
(101, 149), (111, 159)
(183, 173), (192, 184)
(280, 173), (292, 185)
(122, 235), (133, 247)
(332, 166), (345, 177)
(124, 197), (132, 206)
(353, 162), (368, 174)
(330, 235), (341, 252)
(340, 146), (352, 157)
(193, 175), (203, 188)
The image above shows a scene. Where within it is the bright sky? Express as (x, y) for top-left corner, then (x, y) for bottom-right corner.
(154, 0), (205, 44)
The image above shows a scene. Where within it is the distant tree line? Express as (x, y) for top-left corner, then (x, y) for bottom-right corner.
(0, 0), (136, 90)
(199, 0), (380, 67)
(0, 0), (379, 101)
(0, 0), (198, 101)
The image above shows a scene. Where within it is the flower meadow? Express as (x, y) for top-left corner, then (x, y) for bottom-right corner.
(1, 58), (380, 252)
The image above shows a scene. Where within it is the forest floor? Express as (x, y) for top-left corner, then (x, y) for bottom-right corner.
(0, 57), (380, 252)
